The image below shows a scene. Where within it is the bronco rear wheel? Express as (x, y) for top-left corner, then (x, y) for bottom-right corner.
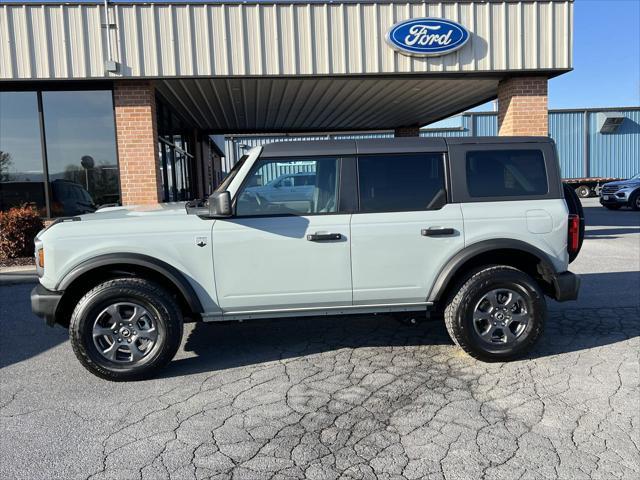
(69, 278), (183, 381)
(444, 266), (546, 362)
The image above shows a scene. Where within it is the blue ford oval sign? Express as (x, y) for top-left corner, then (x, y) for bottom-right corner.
(386, 18), (470, 57)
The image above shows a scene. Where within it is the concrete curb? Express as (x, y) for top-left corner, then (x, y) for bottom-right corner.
(0, 266), (38, 286)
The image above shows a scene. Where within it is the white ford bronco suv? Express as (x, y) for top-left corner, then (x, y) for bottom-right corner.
(31, 137), (582, 381)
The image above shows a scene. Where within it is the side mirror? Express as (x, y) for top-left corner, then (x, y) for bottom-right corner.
(208, 191), (232, 218)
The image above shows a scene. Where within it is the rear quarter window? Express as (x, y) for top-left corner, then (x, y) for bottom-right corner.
(466, 149), (548, 198)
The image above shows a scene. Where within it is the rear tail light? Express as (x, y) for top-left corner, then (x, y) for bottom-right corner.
(568, 214), (580, 254)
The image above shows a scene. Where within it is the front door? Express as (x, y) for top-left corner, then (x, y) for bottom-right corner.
(350, 152), (465, 305)
(212, 156), (352, 313)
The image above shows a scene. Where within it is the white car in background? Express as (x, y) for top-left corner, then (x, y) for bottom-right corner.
(242, 172), (316, 214)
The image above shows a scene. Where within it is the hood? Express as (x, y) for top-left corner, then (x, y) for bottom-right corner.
(38, 202), (189, 238)
(604, 179), (640, 189)
(37, 202), (206, 242)
(37, 202), (192, 238)
(75, 202), (188, 222)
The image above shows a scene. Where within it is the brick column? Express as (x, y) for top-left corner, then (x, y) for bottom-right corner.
(394, 125), (421, 137)
(497, 76), (548, 136)
(113, 81), (161, 205)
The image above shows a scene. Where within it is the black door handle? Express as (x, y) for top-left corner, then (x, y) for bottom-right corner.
(421, 227), (455, 236)
(307, 233), (342, 241)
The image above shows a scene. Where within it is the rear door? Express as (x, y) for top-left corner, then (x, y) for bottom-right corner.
(350, 152), (465, 305)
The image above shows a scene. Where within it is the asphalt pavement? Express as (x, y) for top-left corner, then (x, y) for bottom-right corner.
(1, 198), (638, 480)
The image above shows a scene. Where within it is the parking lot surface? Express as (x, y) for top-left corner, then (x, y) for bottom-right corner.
(1, 199), (639, 480)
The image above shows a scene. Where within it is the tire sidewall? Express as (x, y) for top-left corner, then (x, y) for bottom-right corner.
(576, 185), (590, 198)
(70, 280), (183, 380)
(454, 270), (546, 359)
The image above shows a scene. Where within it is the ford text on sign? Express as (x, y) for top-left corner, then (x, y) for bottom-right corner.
(386, 18), (470, 57)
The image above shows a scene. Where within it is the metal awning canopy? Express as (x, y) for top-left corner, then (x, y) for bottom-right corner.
(157, 76), (499, 133)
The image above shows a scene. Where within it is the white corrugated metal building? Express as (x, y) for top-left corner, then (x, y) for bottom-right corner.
(0, 0), (573, 214)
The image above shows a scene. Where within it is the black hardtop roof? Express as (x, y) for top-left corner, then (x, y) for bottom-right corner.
(259, 136), (553, 158)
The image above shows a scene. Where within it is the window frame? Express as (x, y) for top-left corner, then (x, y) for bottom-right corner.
(447, 142), (563, 203)
(354, 152), (449, 214)
(232, 156), (346, 218)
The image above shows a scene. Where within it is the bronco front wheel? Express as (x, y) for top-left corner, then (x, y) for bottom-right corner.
(69, 278), (183, 381)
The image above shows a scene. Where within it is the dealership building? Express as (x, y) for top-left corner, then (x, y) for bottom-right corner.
(1, 0), (579, 217)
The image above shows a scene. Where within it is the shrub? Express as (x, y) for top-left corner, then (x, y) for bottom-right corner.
(0, 205), (44, 259)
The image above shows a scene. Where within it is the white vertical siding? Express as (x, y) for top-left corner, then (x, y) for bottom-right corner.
(0, 1), (573, 80)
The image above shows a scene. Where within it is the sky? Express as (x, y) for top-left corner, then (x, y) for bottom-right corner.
(549, 0), (639, 109)
(473, 0), (640, 111)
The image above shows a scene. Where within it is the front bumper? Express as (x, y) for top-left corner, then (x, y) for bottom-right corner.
(551, 271), (580, 302)
(31, 284), (63, 326)
(600, 196), (627, 206)
(600, 189), (634, 206)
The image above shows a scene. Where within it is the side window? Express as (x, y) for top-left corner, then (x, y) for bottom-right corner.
(357, 153), (445, 213)
(236, 157), (339, 216)
(466, 150), (548, 198)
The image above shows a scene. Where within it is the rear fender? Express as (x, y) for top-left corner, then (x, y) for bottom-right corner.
(427, 239), (558, 303)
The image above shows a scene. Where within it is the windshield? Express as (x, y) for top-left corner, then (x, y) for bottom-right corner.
(214, 155), (247, 193)
(630, 173), (640, 180)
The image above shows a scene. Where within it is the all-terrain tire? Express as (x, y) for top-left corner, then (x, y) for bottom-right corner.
(69, 278), (183, 381)
(630, 191), (640, 211)
(444, 266), (546, 362)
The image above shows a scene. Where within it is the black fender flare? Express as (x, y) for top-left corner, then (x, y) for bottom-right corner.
(427, 239), (559, 303)
(56, 253), (204, 313)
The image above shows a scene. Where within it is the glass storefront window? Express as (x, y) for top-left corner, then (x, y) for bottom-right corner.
(158, 139), (195, 202)
(156, 95), (198, 202)
(1, 89), (120, 218)
(0, 92), (46, 215)
(42, 91), (119, 216)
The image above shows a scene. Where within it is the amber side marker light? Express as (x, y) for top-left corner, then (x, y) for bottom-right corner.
(37, 248), (45, 268)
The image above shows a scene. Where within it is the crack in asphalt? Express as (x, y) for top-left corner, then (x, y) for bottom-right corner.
(1, 306), (639, 480)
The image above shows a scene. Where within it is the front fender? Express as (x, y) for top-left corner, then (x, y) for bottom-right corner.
(56, 253), (204, 313)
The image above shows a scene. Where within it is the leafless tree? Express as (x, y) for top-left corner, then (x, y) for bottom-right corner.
(0, 150), (14, 182)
